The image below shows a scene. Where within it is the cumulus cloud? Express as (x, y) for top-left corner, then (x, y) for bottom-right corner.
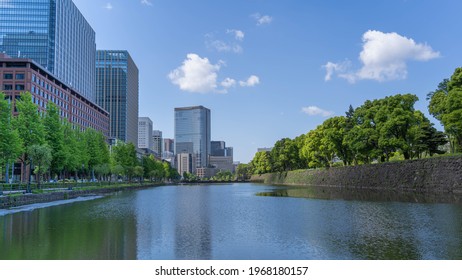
(227, 29), (245, 41)
(141, 0), (153, 6)
(168, 54), (222, 93)
(324, 30), (440, 83)
(253, 13), (273, 25)
(302, 106), (334, 117)
(239, 75), (260, 87)
(221, 78), (237, 88)
(169, 54), (260, 93)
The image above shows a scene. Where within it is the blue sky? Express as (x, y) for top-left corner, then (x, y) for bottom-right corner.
(73, 0), (462, 163)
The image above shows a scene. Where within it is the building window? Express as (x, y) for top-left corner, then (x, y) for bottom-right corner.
(3, 84), (13, 90)
(15, 84), (25, 91)
(15, 73), (25, 80)
(3, 73), (13, 79)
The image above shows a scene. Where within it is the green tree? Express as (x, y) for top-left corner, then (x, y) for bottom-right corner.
(428, 68), (462, 152)
(85, 128), (110, 180)
(43, 102), (66, 179)
(322, 116), (353, 165)
(0, 92), (22, 183)
(62, 122), (81, 178)
(270, 138), (302, 172)
(112, 142), (138, 181)
(301, 126), (335, 168)
(250, 151), (272, 174)
(133, 166), (144, 183)
(235, 163), (251, 180)
(13, 92), (45, 189)
(28, 144), (52, 189)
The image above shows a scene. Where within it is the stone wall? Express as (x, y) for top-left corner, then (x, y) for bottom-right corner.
(251, 156), (462, 201)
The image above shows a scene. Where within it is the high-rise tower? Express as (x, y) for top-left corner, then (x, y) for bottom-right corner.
(174, 106), (211, 170)
(0, 0), (96, 100)
(96, 50), (139, 145)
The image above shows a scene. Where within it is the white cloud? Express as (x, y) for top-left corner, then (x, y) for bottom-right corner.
(206, 39), (243, 53)
(227, 29), (245, 41)
(205, 32), (243, 54)
(323, 61), (351, 81)
(239, 75), (260, 87)
(104, 3), (113, 10)
(221, 78), (236, 88)
(141, 0), (153, 6)
(324, 30), (440, 83)
(168, 54), (222, 93)
(253, 13), (273, 25)
(302, 106), (334, 117)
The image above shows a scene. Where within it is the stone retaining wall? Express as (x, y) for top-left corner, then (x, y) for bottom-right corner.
(251, 156), (462, 201)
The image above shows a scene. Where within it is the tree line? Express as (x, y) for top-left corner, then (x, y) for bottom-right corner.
(0, 91), (179, 188)
(245, 67), (462, 175)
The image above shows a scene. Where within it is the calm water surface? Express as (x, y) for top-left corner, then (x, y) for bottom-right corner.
(1, 183), (461, 260)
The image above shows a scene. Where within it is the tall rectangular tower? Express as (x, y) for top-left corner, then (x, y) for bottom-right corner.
(0, 0), (96, 101)
(174, 106), (211, 169)
(152, 130), (163, 157)
(138, 117), (153, 149)
(96, 50), (139, 145)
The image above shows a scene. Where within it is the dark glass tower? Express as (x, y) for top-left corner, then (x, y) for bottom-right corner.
(96, 50), (139, 145)
(174, 106), (211, 169)
(0, 0), (96, 100)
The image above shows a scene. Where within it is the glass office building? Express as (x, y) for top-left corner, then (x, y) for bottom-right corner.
(96, 50), (139, 145)
(174, 106), (211, 169)
(0, 0), (96, 101)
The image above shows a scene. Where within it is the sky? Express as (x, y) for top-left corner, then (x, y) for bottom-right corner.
(72, 0), (462, 163)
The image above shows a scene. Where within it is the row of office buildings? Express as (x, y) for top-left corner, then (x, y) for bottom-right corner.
(1, 0), (236, 179)
(138, 106), (236, 177)
(0, 0), (139, 146)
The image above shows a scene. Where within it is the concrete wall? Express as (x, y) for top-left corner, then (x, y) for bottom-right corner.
(251, 156), (462, 201)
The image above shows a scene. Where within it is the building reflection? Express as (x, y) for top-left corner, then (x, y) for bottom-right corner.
(173, 186), (212, 259)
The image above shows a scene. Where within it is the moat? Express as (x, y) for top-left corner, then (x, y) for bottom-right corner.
(1, 183), (461, 259)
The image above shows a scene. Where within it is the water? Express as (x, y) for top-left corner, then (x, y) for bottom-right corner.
(1, 183), (461, 260)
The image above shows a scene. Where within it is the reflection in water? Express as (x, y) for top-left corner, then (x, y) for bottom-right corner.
(0, 193), (137, 259)
(173, 186), (211, 259)
(1, 184), (462, 259)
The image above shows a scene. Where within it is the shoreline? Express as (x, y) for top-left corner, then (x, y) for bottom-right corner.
(251, 156), (462, 204)
(0, 183), (163, 209)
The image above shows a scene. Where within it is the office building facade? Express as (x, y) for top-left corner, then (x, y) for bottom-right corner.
(174, 106), (211, 170)
(0, 55), (109, 137)
(0, 0), (96, 101)
(152, 130), (162, 157)
(96, 50), (139, 145)
(211, 141), (226, 156)
(138, 117), (152, 149)
(176, 153), (195, 176)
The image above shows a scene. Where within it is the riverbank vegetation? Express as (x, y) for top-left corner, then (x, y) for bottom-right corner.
(247, 67), (462, 175)
(0, 91), (179, 189)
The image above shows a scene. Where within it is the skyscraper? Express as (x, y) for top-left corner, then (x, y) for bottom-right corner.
(138, 117), (153, 149)
(0, 0), (96, 101)
(96, 50), (139, 145)
(211, 141), (226, 156)
(152, 130), (163, 157)
(174, 106), (211, 169)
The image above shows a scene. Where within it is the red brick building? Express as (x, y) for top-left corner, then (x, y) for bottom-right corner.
(1, 54), (109, 137)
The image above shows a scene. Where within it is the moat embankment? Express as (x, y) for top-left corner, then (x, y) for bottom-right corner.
(251, 156), (462, 203)
(0, 184), (162, 209)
